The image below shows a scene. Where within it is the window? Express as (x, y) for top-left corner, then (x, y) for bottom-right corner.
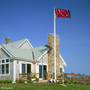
(0, 59), (10, 75)
(0, 65), (1, 74)
(2, 60), (5, 63)
(6, 59), (9, 63)
(60, 67), (63, 73)
(6, 64), (9, 74)
(22, 64), (26, 73)
(39, 65), (42, 78)
(2, 65), (4, 74)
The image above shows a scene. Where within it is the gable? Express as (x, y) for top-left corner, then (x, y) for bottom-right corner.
(0, 49), (10, 59)
(39, 53), (48, 64)
(59, 55), (67, 66)
(19, 41), (32, 49)
(17, 39), (33, 49)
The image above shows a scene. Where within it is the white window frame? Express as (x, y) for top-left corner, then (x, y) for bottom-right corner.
(60, 66), (64, 73)
(19, 61), (32, 74)
(38, 63), (48, 80)
(0, 58), (10, 76)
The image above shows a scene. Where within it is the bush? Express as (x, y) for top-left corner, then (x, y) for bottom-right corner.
(32, 76), (36, 79)
(69, 80), (74, 84)
(27, 80), (32, 83)
(64, 80), (70, 84)
(64, 80), (75, 84)
(16, 79), (24, 83)
(0, 80), (12, 83)
(56, 80), (63, 84)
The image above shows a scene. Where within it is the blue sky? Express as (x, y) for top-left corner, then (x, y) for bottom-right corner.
(0, 0), (90, 75)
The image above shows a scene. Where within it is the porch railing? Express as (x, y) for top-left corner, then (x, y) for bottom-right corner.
(47, 73), (90, 82)
(19, 73), (39, 80)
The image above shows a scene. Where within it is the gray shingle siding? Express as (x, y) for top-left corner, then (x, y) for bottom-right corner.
(0, 49), (10, 59)
(0, 60), (13, 81)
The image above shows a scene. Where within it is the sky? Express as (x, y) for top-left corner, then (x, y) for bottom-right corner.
(0, 0), (90, 75)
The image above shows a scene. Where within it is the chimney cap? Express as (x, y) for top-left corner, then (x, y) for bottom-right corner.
(5, 37), (11, 40)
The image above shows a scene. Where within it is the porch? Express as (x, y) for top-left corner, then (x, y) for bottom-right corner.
(18, 72), (90, 83)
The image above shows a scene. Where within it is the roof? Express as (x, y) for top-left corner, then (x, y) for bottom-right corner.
(2, 39), (26, 48)
(1, 39), (49, 61)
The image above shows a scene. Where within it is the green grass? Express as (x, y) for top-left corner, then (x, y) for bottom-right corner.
(0, 83), (90, 90)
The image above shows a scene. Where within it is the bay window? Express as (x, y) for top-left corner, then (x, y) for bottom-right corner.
(0, 59), (10, 75)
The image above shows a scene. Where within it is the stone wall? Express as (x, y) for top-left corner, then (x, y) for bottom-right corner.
(47, 33), (60, 76)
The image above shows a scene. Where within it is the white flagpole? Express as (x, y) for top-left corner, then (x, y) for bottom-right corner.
(54, 7), (56, 80)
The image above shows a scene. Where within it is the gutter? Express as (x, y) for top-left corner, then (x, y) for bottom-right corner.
(10, 57), (40, 63)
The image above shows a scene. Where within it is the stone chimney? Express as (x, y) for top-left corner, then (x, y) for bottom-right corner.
(5, 37), (11, 44)
(47, 33), (60, 76)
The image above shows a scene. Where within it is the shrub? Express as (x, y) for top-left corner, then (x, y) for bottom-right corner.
(69, 80), (74, 84)
(64, 80), (70, 84)
(16, 79), (24, 83)
(32, 76), (36, 79)
(56, 80), (63, 84)
(27, 80), (32, 83)
(0, 80), (12, 83)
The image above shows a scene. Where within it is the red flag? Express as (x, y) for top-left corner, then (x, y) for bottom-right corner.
(55, 9), (70, 18)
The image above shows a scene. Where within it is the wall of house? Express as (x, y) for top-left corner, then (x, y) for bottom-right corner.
(39, 53), (48, 65)
(32, 63), (36, 73)
(0, 48), (14, 81)
(0, 49), (10, 59)
(0, 59), (14, 81)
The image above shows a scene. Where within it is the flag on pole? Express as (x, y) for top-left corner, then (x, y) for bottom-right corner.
(55, 9), (70, 17)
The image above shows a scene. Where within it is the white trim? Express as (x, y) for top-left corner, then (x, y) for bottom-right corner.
(17, 39), (33, 49)
(59, 54), (67, 66)
(26, 39), (33, 48)
(20, 62), (21, 73)
(60, 66), (64, 72)
(13, 60), (16, 82)
(0, 45), (12, 57)
(19, 61), (32, 74)
(37, 50), (49, 61)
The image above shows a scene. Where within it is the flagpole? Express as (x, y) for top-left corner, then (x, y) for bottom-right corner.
(54, 7), (56, 80)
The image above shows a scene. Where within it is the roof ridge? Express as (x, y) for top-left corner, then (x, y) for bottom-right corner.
(1, 38), (27, 45)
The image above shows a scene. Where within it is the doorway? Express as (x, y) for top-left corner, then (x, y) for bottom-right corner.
(27, 64), (31, 73)
(39, 65), (47, 80)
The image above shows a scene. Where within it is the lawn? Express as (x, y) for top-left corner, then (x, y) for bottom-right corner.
(0, 83), (90, 90)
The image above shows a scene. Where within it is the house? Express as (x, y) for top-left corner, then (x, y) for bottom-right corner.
(0, 33), (67, 82)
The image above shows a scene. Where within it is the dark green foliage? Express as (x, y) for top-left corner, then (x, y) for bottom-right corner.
(0, 80), (12, 83)
(56, 80), (63, 84)
(16, 79), (24, 83)
(31, 76), (36, 79)
(64, 80), (77, 84)
(27, 80), (32, 83)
